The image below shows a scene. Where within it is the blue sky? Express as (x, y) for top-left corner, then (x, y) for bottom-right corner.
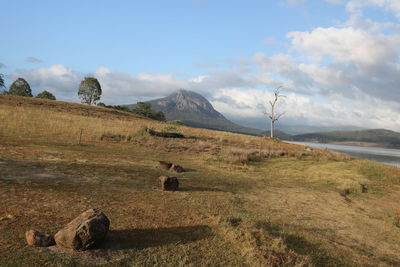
(1, 0), (400, 132)
(2, 0), (345, 74)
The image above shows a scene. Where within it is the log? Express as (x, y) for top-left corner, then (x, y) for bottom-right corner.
(146, 128), (184, 138)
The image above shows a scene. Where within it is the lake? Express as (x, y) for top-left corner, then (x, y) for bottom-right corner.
(287, 141), (400, 168)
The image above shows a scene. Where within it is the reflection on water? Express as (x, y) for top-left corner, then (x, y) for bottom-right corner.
(287, 141), (400, 168)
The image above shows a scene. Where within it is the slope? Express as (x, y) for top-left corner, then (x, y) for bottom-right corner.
(1, 95), (400, 266)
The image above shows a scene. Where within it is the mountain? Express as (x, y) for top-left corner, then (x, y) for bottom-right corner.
(292, 129), (400, 147)
(126, 89), (290, 139)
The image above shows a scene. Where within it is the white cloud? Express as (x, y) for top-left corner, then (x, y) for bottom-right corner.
(211, 88), (400, 130)
(93, 67), (188, 103)
(11, 64), (83, 101)
(287, 27), (400, 64)
(347, 0), (400, 19)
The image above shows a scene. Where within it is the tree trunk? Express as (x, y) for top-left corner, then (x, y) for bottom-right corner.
(270, 119), (274, 138)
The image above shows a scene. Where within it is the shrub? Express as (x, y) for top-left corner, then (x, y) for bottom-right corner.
(167, 120), (183, 125)
(131, 102), (166, 121)
(163, 125), (178, 132)
(36, 90), (56, 100)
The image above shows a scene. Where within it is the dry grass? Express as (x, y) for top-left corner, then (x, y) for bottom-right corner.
(1, 95), (400, 266)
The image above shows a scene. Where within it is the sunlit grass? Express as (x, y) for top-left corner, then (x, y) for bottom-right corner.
(1, 95), (400, 266)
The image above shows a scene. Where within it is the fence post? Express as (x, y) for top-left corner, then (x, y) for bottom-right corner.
(78, 128), (83, 145)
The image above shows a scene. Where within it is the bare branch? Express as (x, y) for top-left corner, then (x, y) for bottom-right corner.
(274, 111), (285, 122)
(262, 86), (286, 138)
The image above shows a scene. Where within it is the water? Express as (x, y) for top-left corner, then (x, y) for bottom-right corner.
(287, 141), (400, 168)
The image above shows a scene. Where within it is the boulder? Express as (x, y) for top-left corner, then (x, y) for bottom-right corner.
(54, 209), (110, 251)
(25, 230), (55, 247)
(170, 164), (184, 173)
(159, 161), (172, 170)
(159, 176), (179, 191)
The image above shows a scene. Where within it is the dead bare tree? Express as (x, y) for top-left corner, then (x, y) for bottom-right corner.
(263, 87), (286, 138)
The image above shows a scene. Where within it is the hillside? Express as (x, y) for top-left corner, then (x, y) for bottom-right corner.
(1, 95), (400, 266)
(292, 129), (400, 147)
(126, 89), (290, 139)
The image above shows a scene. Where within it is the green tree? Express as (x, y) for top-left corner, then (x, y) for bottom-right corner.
(132, 102), (166, 121)
(77, 77), (101, 105)
(9, 77), (32, 97)
(0, 73), (5, 89)
(36, 90), (56, 100)
(0, 74), (7, 94)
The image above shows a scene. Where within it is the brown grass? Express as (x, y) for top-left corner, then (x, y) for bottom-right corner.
(1, 95), (400, 266)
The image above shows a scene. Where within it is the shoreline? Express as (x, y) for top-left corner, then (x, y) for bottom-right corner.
(291, 141), (399, 150)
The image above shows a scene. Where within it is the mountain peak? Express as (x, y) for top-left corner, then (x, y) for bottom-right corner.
(156, 89), (223, 118)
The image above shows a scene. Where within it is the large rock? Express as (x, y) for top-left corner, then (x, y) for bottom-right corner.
(25, 230), (55, 247)
(159, 176), (179, 191)
(54, 209), (110, 251)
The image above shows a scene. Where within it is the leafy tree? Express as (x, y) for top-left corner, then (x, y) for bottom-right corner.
(36, 90), (56, 100)
(1, 74), (7, 94)
(0, 73), (5, 89)
(132, 102), (166, 121)
(77, 77), (101, 105)
(9, 77), (33, 97)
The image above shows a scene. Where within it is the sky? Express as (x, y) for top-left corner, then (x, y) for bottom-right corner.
(1, 0), (400, 132)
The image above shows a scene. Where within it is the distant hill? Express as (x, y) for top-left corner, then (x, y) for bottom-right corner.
(126, 89), (290, 139)
(292, 129), (400, 147)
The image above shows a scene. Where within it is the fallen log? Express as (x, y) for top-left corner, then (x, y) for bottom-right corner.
(146, 128), (184, 138)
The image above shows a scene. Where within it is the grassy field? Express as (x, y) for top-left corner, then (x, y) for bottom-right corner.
(1, 95), (400, 266)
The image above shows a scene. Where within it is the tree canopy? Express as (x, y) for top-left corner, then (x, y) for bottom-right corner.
(0, 74), (4, 89)
(36, 90), (56, 100)
(9, 78), (33, 97)
(132, 102), (166, 121)
(77, 77), (101, 105)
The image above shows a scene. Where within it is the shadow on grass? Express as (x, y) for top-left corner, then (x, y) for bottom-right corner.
(254, 221), (349, 267)
(98, 225), (213, 250)
(179, 187), (228, 192)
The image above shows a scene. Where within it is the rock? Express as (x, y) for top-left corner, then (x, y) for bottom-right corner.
(25, 230), (55, 247)
(54, 209), (110, 251)
(170, 164), (184, 173)
(159, 176), (179, 191)
(360, 184), (368, 193)
(159, 161), (172, 170)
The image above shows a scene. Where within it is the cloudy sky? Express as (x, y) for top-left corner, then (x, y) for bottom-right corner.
(1, 0), (400, 132)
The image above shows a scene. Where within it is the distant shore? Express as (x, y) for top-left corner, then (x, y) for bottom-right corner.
(304, 141), (399, 150)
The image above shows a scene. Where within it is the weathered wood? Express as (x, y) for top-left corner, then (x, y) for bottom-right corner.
(146, 128), (184, 138)
(263, 87), (286, 138)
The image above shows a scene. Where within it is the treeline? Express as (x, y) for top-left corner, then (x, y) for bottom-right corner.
(0, 74), (166, 122)
(1, 77), (56, 100)
(98, 102), (166, 121)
